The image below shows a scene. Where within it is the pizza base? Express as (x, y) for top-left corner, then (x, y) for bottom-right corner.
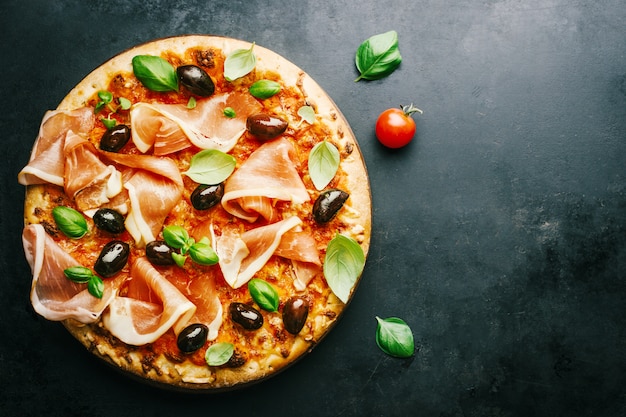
(23, 35), (371, 391)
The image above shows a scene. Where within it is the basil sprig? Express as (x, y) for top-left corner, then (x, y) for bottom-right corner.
(64, 266), (104, 299)
(205, 342), (234, 366)
(249, 79), (281, 99)
(52, 206), (88, 239)
(183, 149), (236, 185)
(375, 316), (415, 358)
(224, 43), (256, 82)
(96, 90), (131, 129)
(323, 234), (365, 303)
(355, 30), (402, 82)
(132, 55), (179, 92)
(162, 225), (218, 267)
(248, 279), (279, 312)
(308, 140), (340, 191)
(297, 105), (316, 125)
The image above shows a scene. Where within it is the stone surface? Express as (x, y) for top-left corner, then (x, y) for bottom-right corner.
(1, 0), (625, 415)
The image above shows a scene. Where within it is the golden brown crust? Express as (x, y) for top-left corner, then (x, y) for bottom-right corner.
(24, 35), (371, 391)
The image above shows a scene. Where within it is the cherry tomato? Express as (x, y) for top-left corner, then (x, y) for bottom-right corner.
(375, 104), (422, 148)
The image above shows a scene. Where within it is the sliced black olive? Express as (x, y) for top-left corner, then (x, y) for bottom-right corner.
(229, 302), (263, 330)
(246, 114), (288, 140)
(94, 240), (130, 278)
(146, 240), (175, 266)
(93, 208), (125, 234)
(100, 124), (130, 152)
(190, 183), (224, 210)
(177, 323), (209, 353)
(177, 65), (215, 97)
(282, 296), (309, 335)
(313, 189), (349, 223)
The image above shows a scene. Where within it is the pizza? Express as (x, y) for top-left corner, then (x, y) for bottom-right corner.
(18, 35), (371, 391)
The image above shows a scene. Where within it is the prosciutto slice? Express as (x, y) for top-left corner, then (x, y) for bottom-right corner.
(23, 224), (124, 323)
(275, 230), (323, 290)
(18, 107), (94, 186)
(102, 257), (196, 346)
(222, 138), (310, 222)
(130, 92), (262, 155)
(102, 152), (184, 247)
(215, 216), (303, 288)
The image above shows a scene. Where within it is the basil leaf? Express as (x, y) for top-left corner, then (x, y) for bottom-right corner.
(98, 90), (113, 104)
(223, 107), (236, 118)
(188, 240), (219, 266)
(88, 276), (104, 299)
(355, 30), (402, 82)
(375, 316), (415, 358)
(162, 225), (190, 249)
(118, 97), (132, 110)
(101, 118), (117, 129)
(64, 266), (94, 283)
(323, 234), (365, 303)
(187, 96), (197, 109)
(248, 279), (279, 312)
(308, 140), (340, 191)
(249, 80), (281, 99)
(172, 252), (187, 268)
(132, 55), (179, 92)
(205, 342), (234, 366)
(224, 43), (256, 82)
(52, 206), (88, 239)
(297, 106), (316, 125)
(183, 149), (236, 184)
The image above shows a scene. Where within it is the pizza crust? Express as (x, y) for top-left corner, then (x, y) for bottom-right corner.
(23, 35), (371, 391)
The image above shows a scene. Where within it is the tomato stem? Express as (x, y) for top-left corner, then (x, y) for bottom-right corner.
(401, 103), (423, 117)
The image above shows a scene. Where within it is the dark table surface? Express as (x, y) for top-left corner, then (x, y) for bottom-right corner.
(2, 1), (625, 416)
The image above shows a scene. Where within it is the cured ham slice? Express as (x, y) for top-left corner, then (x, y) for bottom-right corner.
(63, 131), (123, 212)
(215, 216), (303, 288)
(102, 152), (184, 247)
(102, 257), (196, 346)
(22, 224), (123, 323)
(130, 92), (262, 155)
(275, 230), (322, 290)
(18, 107), (94, 186)
(222, 138), (309, 222)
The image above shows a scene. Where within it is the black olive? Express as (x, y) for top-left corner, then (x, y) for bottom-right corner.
(145, 240), (175, 266)
(94, 240), (130, 278)
(93, 208), (125, 234)
(246, 114), (288, 140)
(190, 183), (224, 210)
(177, 65), (215, 97)
(229, 302), (263, 330)
(177, 323), (209, 353)
(100, 124), (130, 152)
(282, 296), (309, 335)
(313, 189), (349, 223)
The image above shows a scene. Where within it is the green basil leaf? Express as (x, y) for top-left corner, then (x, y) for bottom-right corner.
(323, 234), (365, 303)
(101, 118), (117, 129)
(375, 316), (415, 358)
(162, 225), (190, 249)
(188, 240), (219, 266)
(52, 206), (88, 239)
(308, 140), (340, 191)
(183, 149), (236, 184)
(172, 252), (187, 268)
(118, 97), (132, 110)
(98, 90), (113, 104)
(88, 276), (105, 299)
(249, 80), (281, 99)
(132, 55), (179, 92)
(187, 96), (197, 109)
(64, 266), (94, 284)
(224, 43), (256, 82)
(298, 105), (316, 125)
(205, 342), (234, 366)
(355, 30), (402, 82)
(248, 279), (279, 312)
(223, 107), (236, 118)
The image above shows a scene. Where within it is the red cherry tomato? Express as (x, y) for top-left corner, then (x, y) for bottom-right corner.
(375, 104), (422, 148)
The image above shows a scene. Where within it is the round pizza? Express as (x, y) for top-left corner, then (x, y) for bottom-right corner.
(18, 35), (371, 391)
